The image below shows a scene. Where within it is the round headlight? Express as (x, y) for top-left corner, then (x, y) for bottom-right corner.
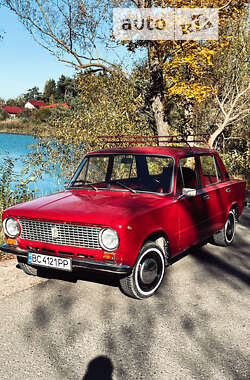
(3, 217), (20, 238)
(99, 228), (119, 252)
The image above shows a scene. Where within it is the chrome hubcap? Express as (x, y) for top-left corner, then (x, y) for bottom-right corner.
(140, 258), (158, 284)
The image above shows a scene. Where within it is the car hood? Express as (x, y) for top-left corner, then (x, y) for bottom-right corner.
(4, 189), (173, 227)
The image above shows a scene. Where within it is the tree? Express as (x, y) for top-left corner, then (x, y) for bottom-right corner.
(132, 0), (248, 136)
(207, 24), (249, 148)
(0, 107), (9, 121)
(1, 0), (117, 71)
(31, 70), (151, 173)
(23, 86), (42, 101)
(190, 17), (249, 178)
(55, 75), (77, 101)
(43, 79), (56, 102)
(1, 0), (248, 137)
(6, 98), (17, 106)
(5, 96), (25, 107)
(192, 17), (249, 147)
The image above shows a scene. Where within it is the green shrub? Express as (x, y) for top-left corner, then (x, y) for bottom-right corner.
(0, 156), (37, 247)
(0, 108), (9, 121)
(221, 150), (250, 183)
(17, 108), (33, 119)
(32, 108), (52, 124)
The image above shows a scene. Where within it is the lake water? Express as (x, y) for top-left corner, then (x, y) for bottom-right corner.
(0, 133), (65, 196)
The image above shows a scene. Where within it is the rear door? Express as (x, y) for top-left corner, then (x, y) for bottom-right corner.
(199, 154), (226, 237)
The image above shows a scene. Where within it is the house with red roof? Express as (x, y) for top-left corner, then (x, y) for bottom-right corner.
(25, 100), (47, 109)
(2, 106), (24, 119)
(41, 103), (70, 109)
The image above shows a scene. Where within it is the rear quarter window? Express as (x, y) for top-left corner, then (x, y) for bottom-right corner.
(200, 155), (223, 186)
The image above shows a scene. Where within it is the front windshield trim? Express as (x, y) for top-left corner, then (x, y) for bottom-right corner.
(69, 153), (175, 195)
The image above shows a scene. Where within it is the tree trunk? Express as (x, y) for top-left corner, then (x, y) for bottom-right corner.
(151, 94), (172, 143)
(208, 122), (227, 149)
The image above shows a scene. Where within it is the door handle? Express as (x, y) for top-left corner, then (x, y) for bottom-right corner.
(226, 188), (231, 193)
(202, 195), (210, 200)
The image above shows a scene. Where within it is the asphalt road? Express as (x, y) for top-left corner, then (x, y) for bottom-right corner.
(0, 205), (249, 380)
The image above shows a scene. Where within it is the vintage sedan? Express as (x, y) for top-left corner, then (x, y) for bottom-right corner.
(1, 137), (246, 299)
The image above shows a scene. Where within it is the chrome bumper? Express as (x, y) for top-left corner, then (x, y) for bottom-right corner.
(0, 244), (131, 275)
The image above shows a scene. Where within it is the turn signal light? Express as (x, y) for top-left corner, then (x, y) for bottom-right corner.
(103, 252), (116, 262)
(7, 238), (17, 246)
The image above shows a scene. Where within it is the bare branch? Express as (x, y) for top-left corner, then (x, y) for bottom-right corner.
(228, 109), (250, 123)
(3, 0), (121, 73)
(30, 30), (115, 72)
(218, 0), (233, 11)
(215, 94), (227, 116)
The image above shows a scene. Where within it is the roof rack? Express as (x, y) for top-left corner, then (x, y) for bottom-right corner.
(100, 134), (209, 147)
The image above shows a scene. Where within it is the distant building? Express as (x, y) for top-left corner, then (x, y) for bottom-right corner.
(2, 105), (24, 119)
(41, 103), (70, 109)
(25, 100), (47, 109)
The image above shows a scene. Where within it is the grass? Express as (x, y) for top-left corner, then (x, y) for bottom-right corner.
(0, 231), (4, 246)
(0, 214), (9, 261)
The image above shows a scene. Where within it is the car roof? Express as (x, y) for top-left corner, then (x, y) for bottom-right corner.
(88, 146), (217, 158)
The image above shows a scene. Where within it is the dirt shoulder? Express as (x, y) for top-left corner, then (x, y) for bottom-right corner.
(0, 259), (47, 299)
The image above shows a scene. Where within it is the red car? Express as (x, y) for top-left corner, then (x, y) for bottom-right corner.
(1, 136), (246, 299)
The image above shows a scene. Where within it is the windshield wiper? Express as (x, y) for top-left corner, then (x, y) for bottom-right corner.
(70, 180), (98, 191)
(111, 181), (137, 194)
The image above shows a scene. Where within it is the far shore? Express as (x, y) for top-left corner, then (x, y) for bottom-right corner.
(0, 119), (51, 137)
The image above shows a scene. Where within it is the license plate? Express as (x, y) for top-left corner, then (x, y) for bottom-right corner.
(28, 252), (72, 271)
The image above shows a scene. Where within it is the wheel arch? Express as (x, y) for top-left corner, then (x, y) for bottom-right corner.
(230, 203), (239, 221)
(142, 230), (171, 261)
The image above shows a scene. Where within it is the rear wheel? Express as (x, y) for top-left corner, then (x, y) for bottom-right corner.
(119, 242), (166, 299)
(211, 210), (236, 247)
(17, 257), (38, 276)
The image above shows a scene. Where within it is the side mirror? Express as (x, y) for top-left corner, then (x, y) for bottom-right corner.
(182, 188), (197, 197)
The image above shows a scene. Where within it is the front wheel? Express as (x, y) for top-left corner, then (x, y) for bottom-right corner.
(211, 210), (236, 247)
(119, 243), (166, 299)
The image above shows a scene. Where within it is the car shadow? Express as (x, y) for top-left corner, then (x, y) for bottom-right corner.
(190, 245), (250, 287)
(32, 266), (120, 288)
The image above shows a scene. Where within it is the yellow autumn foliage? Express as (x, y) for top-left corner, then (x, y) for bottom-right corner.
(147, 0), (248, 103)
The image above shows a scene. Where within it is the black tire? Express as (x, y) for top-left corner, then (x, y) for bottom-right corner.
(211, 210), (236, 247)
(17, 257), (38, 276)
(119, 242), (166, 299)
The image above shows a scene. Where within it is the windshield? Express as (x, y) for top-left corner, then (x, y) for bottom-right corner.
(69, 154), (174, 194)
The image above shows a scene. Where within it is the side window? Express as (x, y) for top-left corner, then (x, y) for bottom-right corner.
(176, 157), (200, 194)
(200, 155), (223, 186)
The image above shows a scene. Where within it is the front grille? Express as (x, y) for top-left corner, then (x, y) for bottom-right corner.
(19, 219), (102, 250)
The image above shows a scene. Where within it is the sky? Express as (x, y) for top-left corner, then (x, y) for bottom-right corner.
(0, 6), (145, 102)
(0, 6), (75, 100)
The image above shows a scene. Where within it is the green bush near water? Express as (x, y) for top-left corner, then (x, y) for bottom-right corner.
(0, 156), (36, 248)
(0, 108), (9, 122)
